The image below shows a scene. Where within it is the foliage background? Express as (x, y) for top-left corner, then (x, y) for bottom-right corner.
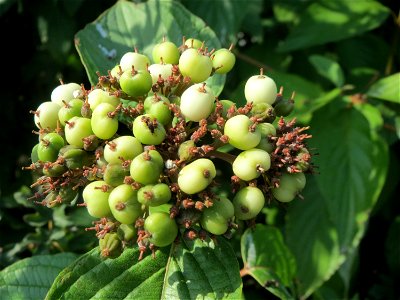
(0, 0), (399, 299)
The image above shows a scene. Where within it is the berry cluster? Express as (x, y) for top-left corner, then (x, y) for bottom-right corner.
(26, 37), (313, 259)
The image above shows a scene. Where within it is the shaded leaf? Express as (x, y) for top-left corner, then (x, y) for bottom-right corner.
(181, 0), (262, 45)
(46, 247), (170, 300)
(286, 99), (388, 297)
(269, 70), (324, 123)
(309, 55), (344, 87)
(278, 0), (390, 52)
(47, 237), (242, 300)
(367, 73), (400, 103)
(163, 236), (242, 299)
(75, 0), (225, 95)
(385, 216), (400, 276)
(241, 224), (295, 299)
(0, 253), (78, 299)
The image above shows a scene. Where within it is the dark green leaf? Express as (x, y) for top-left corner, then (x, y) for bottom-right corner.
(48, 237), (242, 299)
(278, 0), (390, 52)
(47, 247), (170, 300)
(75, 0), (225, 95)
(286, 99), (388, 297)
(163, 236), (242, 299)
(385, 216), (400, 276)
(0, 253), (78, 299)
(309, 55), (345, 87)
(395, 117), (400, 139)
(181, 0), (262, 45)
(269, 70), (324, 123)
(336, 34), (390, 73)
(286, 175), (343, 298)
(241, 224), (295, 299)
(367, 73), (400, 103)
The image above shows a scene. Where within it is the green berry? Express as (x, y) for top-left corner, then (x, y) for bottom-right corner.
(120, 69), (153, 97)
(37, 133), (65, 162)
(212, 48), (236, 74)
(130, 150), (164, 185)
(178, 158), (216, 194)
(83, 180), (112, 218)
(232, 149), (271, 181)
(145, 212), (178, 247)
(233, 186), (265, 220)
(152, 40), (180, 64)
(108, 184), (142, 224)
(99, 233), (123, 259)
(245, 73), (277, 105)
(132, 114), (166, 145)
(224, 114), (261, 150)
(180, 83), (215, 122)
(51, 82), (81, 106)
(104, 136), (143, 164)
(91, 103), (119, 140)
(65, 116), (94, 148)
(179, 48), (212, 83)
(137, 183), (171, 207)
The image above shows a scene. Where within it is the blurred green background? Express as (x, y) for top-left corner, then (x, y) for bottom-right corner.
(0, 0), (399, 299)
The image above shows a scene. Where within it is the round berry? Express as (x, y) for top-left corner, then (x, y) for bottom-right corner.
(33, 101), (61, 130)
(58, 99), (83, 126)
(99, 232), (122, 259)
(143, 94), (172, 126)
(184, 38), (203, 49)
(152, 40), (179, 64)
(232, 148), (271, 181)
(82, 180), (112, 218)
(120, 69), (153, 97)
(132, 114), (166, 145)
(272, 172), (306, 203)
(91, 103), (119, 140)
(180, 83), (215, 122)
(104, 163), (130, 187)
(108, 184), (142, 224)
(37, 132), (65, 162)
(224, 114), (261, 150)
(120, 52), (150, 72)
(212, 48), (236, 74)
(130, 150), (163, 185)
(51, 82), (82, 106)
(104, 136), (143, 164)
(148, 63), (173, 85)
(200, 197), (234, 235)
(178, 158), (216, 194)
(179, 48), (212, 83)
(137, 183), (171, 207)
(233, 186), (265, 220)
(245, 73), (277, 105)
(145, 212), (178, 247)
(64, 117), (93, 148)
(88, 89), (120, 110)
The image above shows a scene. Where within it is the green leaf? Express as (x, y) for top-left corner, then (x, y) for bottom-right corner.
(385, 216), (400, 276)
(46, 247), (170, 300)
(75, 0), (225, 95)
(47, 237), (242, 299)
(395, 117), (400, 139)
(286, 99), (388, 297)
(0, 253), (78, 299)
(163, 236), (242, 299)
(367, 73), (400, 103)
(181, 0), (262, 45)
(309, 55), (345, 87)
(278, 0), (390, 52)
(241, 224), (296, 299)
(269, 70), (324, 123)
